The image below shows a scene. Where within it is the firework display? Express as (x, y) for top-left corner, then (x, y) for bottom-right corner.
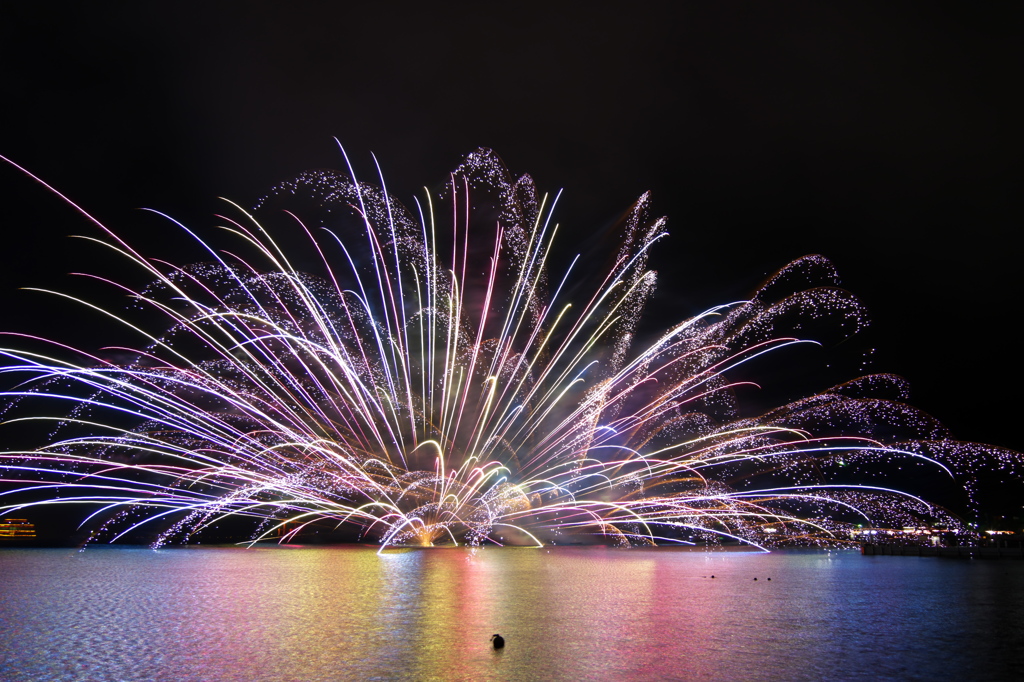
(0, 149), (1016, 550)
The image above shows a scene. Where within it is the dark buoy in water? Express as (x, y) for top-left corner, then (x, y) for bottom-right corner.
(753, 577), (758, 581)
(491, 634), (505, 649)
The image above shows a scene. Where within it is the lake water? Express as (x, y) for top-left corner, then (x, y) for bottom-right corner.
(1, 546), (1021, 681)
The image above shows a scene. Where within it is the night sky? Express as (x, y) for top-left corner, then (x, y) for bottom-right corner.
(1, 2), (1021, 462)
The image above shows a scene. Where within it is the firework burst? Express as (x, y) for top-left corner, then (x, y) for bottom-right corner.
(0, 148), (1016, 550)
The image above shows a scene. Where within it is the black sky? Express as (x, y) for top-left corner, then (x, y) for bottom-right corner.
(1, 2), (1022, 455)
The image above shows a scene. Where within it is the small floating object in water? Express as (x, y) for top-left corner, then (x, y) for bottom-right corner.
(753, 577), (758, 581)
(491, 634), (505, 649)
(767, 578), (771, 581)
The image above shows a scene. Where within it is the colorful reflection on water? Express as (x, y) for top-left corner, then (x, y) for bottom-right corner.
(1, 546), (1022, 681)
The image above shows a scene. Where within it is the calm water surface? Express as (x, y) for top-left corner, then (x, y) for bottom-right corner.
(1, 546), (1022, 681)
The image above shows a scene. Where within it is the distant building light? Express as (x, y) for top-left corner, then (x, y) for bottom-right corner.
(0, 518), (36, 539)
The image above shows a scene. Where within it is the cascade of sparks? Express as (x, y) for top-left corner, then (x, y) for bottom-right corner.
(0, 148), (1017, 551)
